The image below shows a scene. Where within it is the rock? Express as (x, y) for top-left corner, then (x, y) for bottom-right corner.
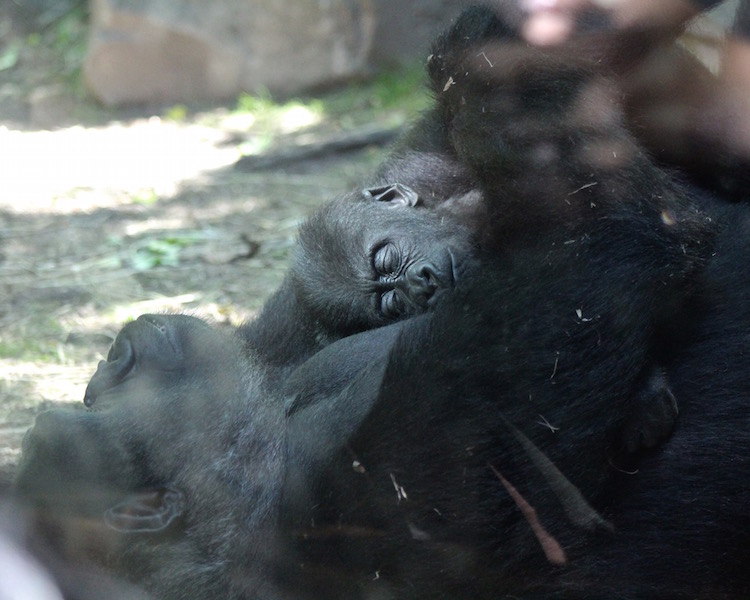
(369, 0), (465, 68)
(83, 0), (376, 106)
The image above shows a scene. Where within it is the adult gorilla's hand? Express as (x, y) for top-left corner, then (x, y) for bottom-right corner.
(518, 0), (698, 46)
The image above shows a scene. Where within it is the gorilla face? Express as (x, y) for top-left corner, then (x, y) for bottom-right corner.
(16, 314), (284, 539)
(292, 186), (479, 336)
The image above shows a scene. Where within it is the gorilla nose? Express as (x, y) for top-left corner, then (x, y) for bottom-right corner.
(406, 263), (439, 306)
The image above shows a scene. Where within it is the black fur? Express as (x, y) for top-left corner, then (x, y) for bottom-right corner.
(13, 5), (750, 599)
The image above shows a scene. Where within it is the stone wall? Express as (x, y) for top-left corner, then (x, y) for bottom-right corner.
(83, 0), (464, 106)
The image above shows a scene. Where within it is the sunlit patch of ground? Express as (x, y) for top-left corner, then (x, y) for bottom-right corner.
(2, 118), (247, 212)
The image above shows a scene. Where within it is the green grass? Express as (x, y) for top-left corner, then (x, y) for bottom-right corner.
(325, 64), (431, 114)
(164, 104), (189, 122)
(231, 63), (430, 131)
(50, 4), (90, 89)
(128, 232), (215, 270)
(0, 318), (66, 362)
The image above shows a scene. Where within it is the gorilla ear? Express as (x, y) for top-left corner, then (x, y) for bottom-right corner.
(104, 486), (185, 533)
(362, 183), (420, 207)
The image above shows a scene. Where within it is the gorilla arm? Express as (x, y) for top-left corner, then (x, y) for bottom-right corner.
(283, 320), (409, 470)
(426, 6), (715, 452)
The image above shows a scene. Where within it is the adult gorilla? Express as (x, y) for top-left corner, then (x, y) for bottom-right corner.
(15, 314), (406, 599)
(14, 4), (749, 600)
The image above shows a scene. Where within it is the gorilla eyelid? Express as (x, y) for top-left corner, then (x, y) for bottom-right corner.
(372, 242), (401, 277)
(380, 289), (406, 318)
(380, 290), (395, 317)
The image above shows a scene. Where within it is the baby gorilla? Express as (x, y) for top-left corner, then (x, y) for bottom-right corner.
(290, 186), (479, 337)
(291, 179), (677, 456)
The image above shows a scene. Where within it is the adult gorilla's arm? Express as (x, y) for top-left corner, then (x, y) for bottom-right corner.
(428, 5), (713, 287)
(283, 320), (409, 469)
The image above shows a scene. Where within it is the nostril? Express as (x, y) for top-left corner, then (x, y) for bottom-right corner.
(415, 265), (439, 294)
(420, 265), (438, 287)
(407, 263), (440, 307)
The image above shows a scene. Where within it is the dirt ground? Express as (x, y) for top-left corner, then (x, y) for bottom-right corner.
(0, 7), (412, 482)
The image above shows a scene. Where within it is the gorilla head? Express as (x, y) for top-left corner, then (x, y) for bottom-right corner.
(15, 314), (290, 599)
(290, 185), (479, 336)
(17, 315), (264, 511)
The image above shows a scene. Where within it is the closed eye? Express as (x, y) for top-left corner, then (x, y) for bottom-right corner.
(380, 289), (406, 319)
(373, 242), (401, 277)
